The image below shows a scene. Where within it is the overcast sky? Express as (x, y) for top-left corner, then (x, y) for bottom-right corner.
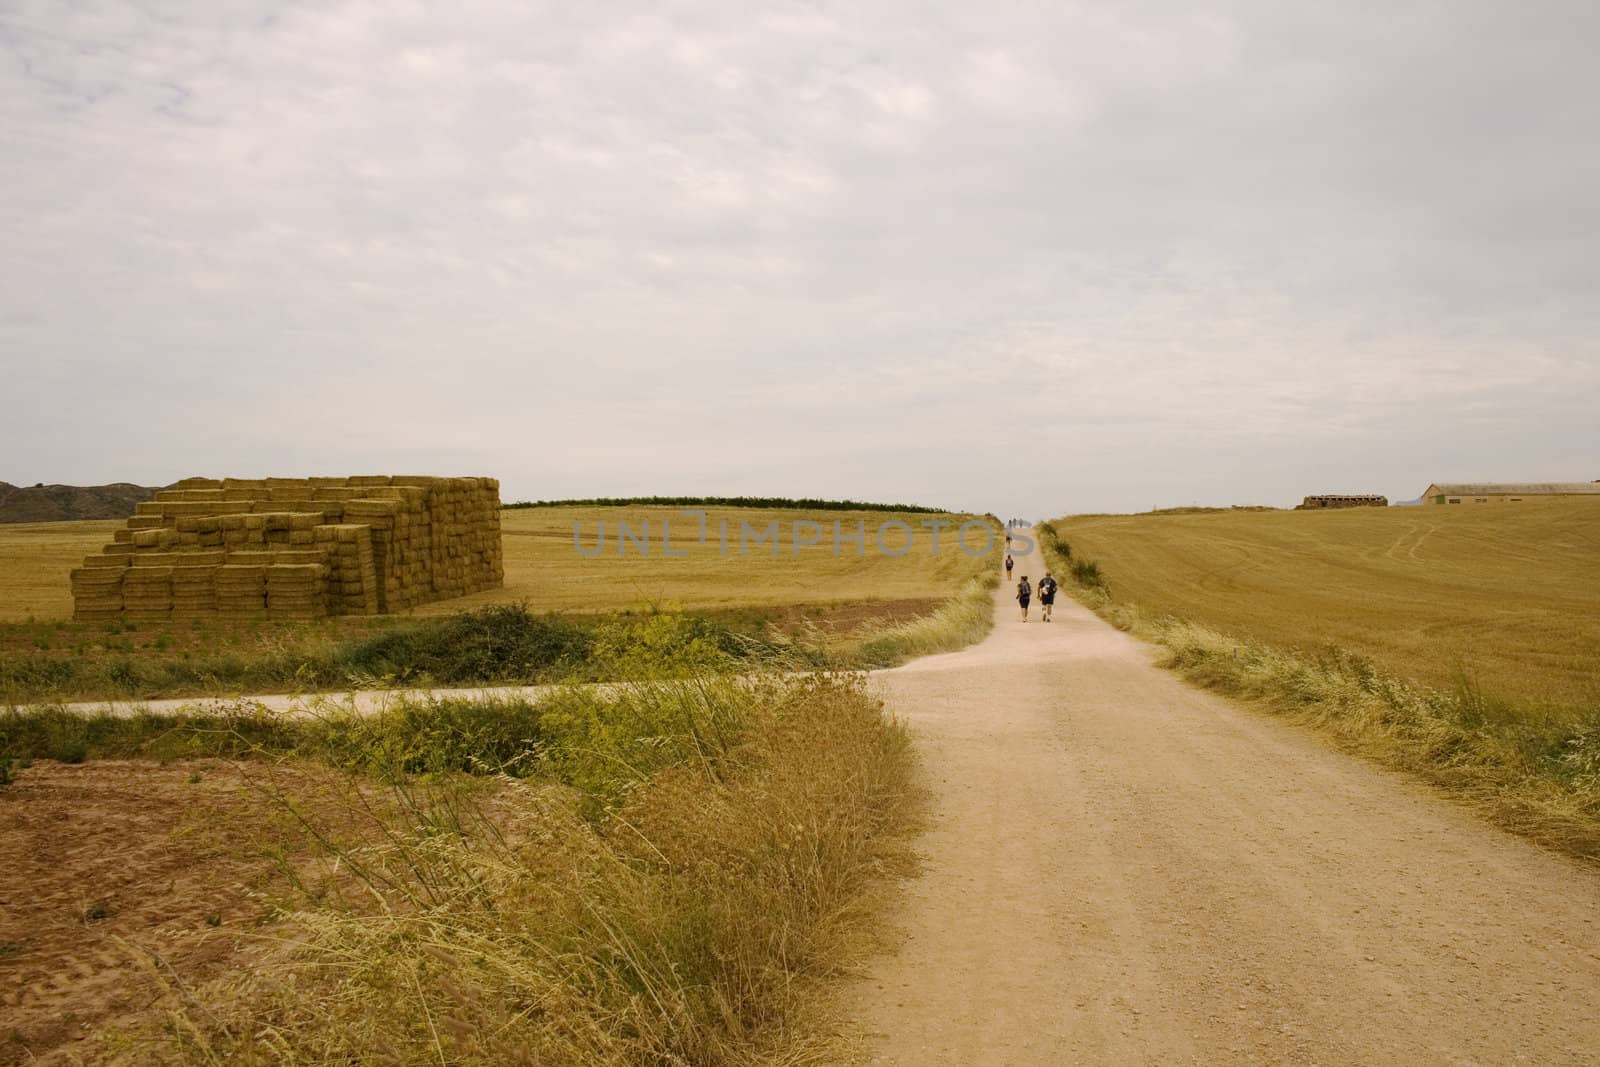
(3, 2), (1597, 517)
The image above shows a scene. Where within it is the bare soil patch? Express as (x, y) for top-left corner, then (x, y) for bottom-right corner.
(0, 760), (328, 1064)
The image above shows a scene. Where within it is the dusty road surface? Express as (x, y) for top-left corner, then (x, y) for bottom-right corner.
(847, 528), (1600, 1066)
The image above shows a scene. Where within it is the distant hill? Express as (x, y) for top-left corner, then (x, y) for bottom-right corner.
(0, 481), (158, 524)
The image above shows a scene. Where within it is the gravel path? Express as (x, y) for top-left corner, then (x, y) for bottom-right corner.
(846, 528), (1600, 1065)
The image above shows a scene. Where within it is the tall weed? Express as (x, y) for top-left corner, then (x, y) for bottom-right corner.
(158, 674), (918, 1065)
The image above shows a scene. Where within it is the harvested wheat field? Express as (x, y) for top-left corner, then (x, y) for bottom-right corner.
(0, 504), (997, 705)
(0, 505), (990, 624)
(1052, 499), (1600, 706)
(0, 521), (119, 622)
(421, 504), (994, 616)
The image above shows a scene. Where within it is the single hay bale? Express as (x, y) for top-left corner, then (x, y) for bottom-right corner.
(124, 566), (174, 583)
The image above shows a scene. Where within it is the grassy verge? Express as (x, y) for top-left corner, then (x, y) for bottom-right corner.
(0, 605), (832, 706)
(847, 569), (1000, 668)
(4, 517), (1002, 705)
(5, 670), (920, 1063)
(0, 606), (678, 705)
(1036, 522), (1600, 860)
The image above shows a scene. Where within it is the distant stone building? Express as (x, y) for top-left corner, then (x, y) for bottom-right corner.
(1296, 494), (1388, 510)
(1420, 482), (1600, 505)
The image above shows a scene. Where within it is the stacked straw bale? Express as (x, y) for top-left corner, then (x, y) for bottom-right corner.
(122, 567), (173, 622)
(70, 476), (502, 622)
(69, 554), (128, 623)
(215, 565), (267, 617)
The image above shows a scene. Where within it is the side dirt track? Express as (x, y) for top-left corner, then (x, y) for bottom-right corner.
(847, 528), (1600, 1065)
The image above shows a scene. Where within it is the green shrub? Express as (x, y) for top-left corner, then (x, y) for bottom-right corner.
(1070, 559), (1106, 589)
(337, 604), (592, 684)
(309, 696), (547, 778)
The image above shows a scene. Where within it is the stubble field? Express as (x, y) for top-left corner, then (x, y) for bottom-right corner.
(1052, 500), (1600, 708)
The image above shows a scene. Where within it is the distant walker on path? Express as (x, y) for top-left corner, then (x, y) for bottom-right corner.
(1005, 553), (1014, 579)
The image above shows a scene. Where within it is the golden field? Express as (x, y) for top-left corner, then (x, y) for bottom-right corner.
(0, 507), (996, 623)
(1052, 500), (1600, 707)
(0, 519), (122, 622)
(424, 505), (993, 616)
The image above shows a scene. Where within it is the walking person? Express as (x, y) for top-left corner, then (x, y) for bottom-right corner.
(1016, 575), (1031, 621)
(1004, 553), (1014, 580)
(1038, 571), (1058, 622)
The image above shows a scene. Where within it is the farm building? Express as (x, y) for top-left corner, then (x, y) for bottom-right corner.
(1420, 482), (1600, 505)
(1297, 494), (1388, 510)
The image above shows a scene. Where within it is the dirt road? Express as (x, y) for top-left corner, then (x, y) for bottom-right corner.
(847, 528), (1600, 1065)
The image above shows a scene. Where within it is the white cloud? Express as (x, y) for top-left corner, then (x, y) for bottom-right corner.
(1, 1), (1597, 514)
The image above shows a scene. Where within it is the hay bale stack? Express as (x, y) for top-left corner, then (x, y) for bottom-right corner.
(123, 566), (174, 622)
(175, 515), (227, 548)
(215, 565), (267, 617)
(227, 549), (326, 566)
(255, 512), (323, 547)
(158, 488), (229, 502)
(70, 565), (125, 622)
(343, 499), (398, 610)
(266, 563), (329, 619)
(170, 565), (218, 617)
(131, 528), (178, 551)
(317, 523), (380, 615)
(72, 475), (502, 620)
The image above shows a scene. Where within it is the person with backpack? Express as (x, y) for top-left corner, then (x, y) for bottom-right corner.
(1016, 575), (1031, 621)
(1004, 553), (1014, 579)
(1038, 572), (1058, 622)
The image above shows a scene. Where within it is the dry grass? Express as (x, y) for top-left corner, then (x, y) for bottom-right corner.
(127, 673), (921, 1065)
(1051, 500), (1600, 707)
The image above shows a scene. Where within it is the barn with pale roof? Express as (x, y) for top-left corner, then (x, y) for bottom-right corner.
(1420, 482), (1600, 504)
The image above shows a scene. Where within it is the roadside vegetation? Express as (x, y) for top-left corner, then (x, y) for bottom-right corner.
(0, 606), (715, 705)
(1, 579), (1000, 705)
(1, 511), (999, 704)
(1038, 509), (1600, 860)
(4, 665), (921, 1063)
